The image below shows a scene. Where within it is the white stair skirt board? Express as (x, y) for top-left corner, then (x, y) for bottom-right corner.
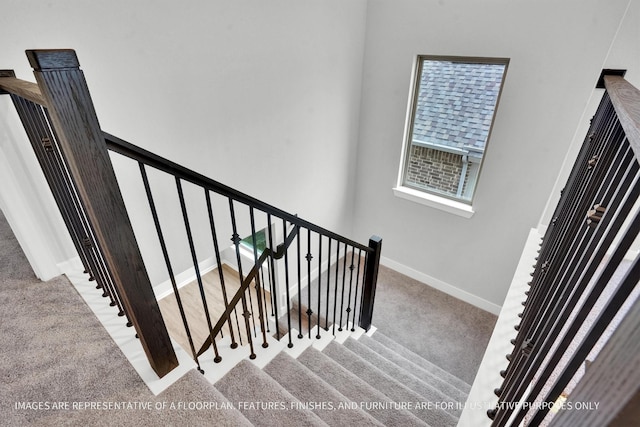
(248, 333), (288, 369)
(282, 328), (314, 359)
(333, 323), (354, 344)
(60, 258), (196, 395)
(200, 336), (250, 384)
(310, 325), (336, 351)
(350, 324), (367, 340)
(457, 228), (541, 426)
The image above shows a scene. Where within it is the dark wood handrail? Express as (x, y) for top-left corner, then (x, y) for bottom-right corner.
(196, 224), (299, 357)
(604, 75), (640, 159)
(104, 131), (373, 253)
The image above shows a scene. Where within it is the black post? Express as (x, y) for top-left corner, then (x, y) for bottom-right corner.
(359, 235), (382, 332)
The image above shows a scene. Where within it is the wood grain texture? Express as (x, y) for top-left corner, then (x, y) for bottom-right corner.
(0, 75), (46, 106)
(604, 75), (640, 161)
(26, 49), (80, 70)
(27, 49), (178, 378)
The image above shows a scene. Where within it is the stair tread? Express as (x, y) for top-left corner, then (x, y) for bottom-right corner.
(298, 346), (429, 427)
(323, 341), (458, 427)
(215, 360), (328, 427)
(264, 352), (385, 427)
(38, 369), (253, 427)
(344, 337), (463, 417)
(367, 331), (471, 393)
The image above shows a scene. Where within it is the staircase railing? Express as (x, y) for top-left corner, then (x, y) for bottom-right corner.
(487, 71), (640, 426)
(105, 130), (382, 373)
(0, 49), (382, 378)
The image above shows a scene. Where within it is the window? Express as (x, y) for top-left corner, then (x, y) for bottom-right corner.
(395, 56), (508, 215)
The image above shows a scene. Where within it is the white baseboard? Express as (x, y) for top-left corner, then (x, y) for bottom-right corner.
(153, 256), (221, 300)
(57, 256), (83, 275)
(379, 256), (501, 315)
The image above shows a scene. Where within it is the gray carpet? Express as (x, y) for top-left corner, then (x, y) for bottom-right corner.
(2, 206), (496, 426)
(215, 359), (327, 426)
(264, 352), (383, 426)
(295, 253), (497, 384)
(0, 209), (251, 426)
(342, 337), (462, 416)
(365, 332), (471, 395)
(372, 264), (497, 384)
(322, 340), (458, 426)
(297, 346), (427, 426)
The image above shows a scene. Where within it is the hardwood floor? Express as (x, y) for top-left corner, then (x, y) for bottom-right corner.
(158, 264), (272, 357)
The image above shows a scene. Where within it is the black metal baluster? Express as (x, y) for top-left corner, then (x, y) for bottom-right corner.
(338, 243), (349, 331)
(282, 219), (293, 347)
(504, 104), (619, 379)
(140, 164), (205, 369)
(176, 178), (221, 363)
(344, 248), (356, 330)
(43, 110), (127, 322)
(325, 238), (332, 331)
(528, 251), (640, 426)
(306, 229), (313, 339)
(205, 190), (237, 348)
(242, 214), (258, 340)
(265, 254), (275, 318)
(249, 207), (269, 349)
(259, 264), (271, 332)
(496, 143), (634, 409)
(229, 199), (254, 356)
(500, 135), (626, 403)
(504, 163), (640, 427)
(296, 225), (303, 339)
(515, 105), (616, 346)
(11, 97), (93, 281)
(41, 105), (127, 320)
(267, 214), (280, 340)
(352, 248), (364, 331)
(332, 240), (341, 334)
(493, 101), (636, 425)
(316, 235), (323, 339)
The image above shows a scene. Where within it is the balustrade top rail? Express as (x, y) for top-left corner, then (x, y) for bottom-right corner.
(104, 131), (372, 253)
(0, 74), (46, 105)
(604, 75), (640, 158)
(0, 73), (372, 255)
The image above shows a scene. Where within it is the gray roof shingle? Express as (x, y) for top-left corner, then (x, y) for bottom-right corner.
(412, 60), (505, 153)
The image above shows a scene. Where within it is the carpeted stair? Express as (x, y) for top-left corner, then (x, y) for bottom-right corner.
(211, 320), (471, 426)
(3, 208), (472, 426)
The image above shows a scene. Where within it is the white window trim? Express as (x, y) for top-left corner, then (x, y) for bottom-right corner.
(393, 185), (475, 218)
(394, 55), (508, 218)
(393, 56), (474, 218)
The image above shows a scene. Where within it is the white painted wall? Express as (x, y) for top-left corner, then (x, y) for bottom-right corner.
(0, 0), (367, 285)
(351, 0), (633, 309)
(0, 98), (75, 280)
(539, 1), (640, 233)
(1, 0), (635, 311)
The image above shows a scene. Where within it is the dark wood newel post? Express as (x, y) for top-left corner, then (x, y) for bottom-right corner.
(26, 49), (178, 378)
(359, 235), (382, 332)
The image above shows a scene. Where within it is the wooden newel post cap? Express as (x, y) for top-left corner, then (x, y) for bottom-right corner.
(26, 49), (80, 71)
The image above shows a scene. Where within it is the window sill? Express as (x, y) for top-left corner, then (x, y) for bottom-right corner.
(392, 186), (475, 218)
